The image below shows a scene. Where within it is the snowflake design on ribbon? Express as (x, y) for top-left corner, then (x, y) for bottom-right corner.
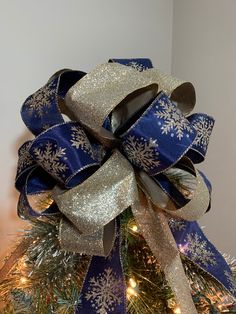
(24, 81), (56, 118)
(191, 116), (214, 150)
(127, 61), (148, 72)
(33, 142), (67, 181)
(168, 218), (186, 232)
(122, 135), (160, 172)
(85, 267), (123, 314)
(155, 98), (194, 140)
(17, 142), (34, 173)
(70, 126), (94, 158)
(183, 233), (217, 267)
(224, 270), (236, 294)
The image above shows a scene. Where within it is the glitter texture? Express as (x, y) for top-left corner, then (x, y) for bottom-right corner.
(65, 63), (158, 132)
(59, 218), (115, 256)
(142, 68), (196, 115)
(132, 190), (198, 314)
(53, 150), (138, 255)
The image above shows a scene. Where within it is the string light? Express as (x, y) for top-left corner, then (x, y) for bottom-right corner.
(127, 277), (138, 299)
(127, 287), (138, 297)
(128, 220), (138, 233)
(129, 277), (137, 288)
(131, 225), (138, 232)
(20, 276), (28, 284)
(217, 304), (223, 311)
(173, 306), (181, 314)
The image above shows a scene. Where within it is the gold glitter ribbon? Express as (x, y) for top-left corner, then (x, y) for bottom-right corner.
(142, 68), (196, 115)
(53, 150), (138, 256)
(132, 189), (198, 314)
(53, 63), (205, 313)
(65, 63), (158, 146)
(138, 164), (210, 221)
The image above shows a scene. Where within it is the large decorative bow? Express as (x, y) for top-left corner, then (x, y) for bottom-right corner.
(16, 59), (236, 314)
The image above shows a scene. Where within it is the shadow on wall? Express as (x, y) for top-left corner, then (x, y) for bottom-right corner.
(0, 129), (32, 267)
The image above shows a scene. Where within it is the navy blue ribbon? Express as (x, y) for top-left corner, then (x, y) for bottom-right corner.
(77, 220), (126, 314)
(21, 70), (86, 136)
(120, 91), (197, 175)
(170, 219), (236, 296)
(29, 122), (100, 188)
(16, 70), (103, 218)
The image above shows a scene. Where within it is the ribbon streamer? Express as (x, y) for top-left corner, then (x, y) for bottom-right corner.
(15, 58), (236, 313)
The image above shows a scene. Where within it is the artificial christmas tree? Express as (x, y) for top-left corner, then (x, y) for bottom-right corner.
(0, 59), (235, 313)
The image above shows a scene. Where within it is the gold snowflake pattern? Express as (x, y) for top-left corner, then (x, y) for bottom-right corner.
(224, 270), (236, 294)
(191, 116), (214, 150)
(17, 142), (35, 173)
(85, 267), (123, 314)
(122, 135), (160, 172)
(183, 233), (217, 267)
(32, 142), (67, 181)
(70, 126), (94, 158)
(24, 81), (56, 118)
(168, 218), (186, 232)
(126, 61), (148, 72)
(155, 97), (194, 140)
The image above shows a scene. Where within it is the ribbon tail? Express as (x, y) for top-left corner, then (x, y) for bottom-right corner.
(77, 219), (126, 314)
(132, 189), (197, 314)
(171, 220), (236, 298)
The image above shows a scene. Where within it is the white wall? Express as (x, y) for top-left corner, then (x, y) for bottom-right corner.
(172, 0), (236, 255)
(0, 0), (173, 259)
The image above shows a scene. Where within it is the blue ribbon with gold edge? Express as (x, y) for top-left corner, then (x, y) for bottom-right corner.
(15, 59), (236, 314)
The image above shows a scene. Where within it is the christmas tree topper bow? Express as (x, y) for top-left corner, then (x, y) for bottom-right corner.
(16, 59), (234, 314)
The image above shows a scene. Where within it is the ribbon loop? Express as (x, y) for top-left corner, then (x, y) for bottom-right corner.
(138, 166), (210, 221)
(65, 63), (159, 141)
(17, 167), (58, 219)
(53, 150), (138, 237)
(120, 92), (197, 175)
(29, 122), (100, 188)
(111, 58), (196, 115)
(59, 218), (116, 256)
(187, 113), (215, 163)
(15, 141), (36, 192)
(21, 70), (86, 135)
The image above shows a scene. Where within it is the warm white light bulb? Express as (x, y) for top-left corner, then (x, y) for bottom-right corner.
(126, 287), (137, 297)
(129, 278), (137, 288)
(173, 306), (181, 314)
(20, 277), (28, 284)
(131, 225), (138, 232)
(217, 304), (224, 311)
